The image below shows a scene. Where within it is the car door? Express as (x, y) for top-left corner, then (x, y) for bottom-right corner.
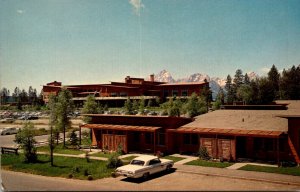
(148, 158), (162, 174)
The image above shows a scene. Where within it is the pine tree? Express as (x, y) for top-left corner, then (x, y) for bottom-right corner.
(124, 98), (133, 115)
(244, 73), (250, 85)
(82, 95), (98, 123)
(268, 64), (280, 100)
(56, 88), (74, 148)
(225, 75), (234, 104)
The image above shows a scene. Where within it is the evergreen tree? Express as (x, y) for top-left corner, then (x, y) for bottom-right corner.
(124, 98), (133, 114)
(244, 73), (250, 85)
(82, 95), (98, 123)
(132, 100), (139, 111)
(237, 84), (253, 104)
(0, 88), (10, 105)
(139, 97), (145, 114)
(56, 88), (74, 147)
(268, 64), (280, 100)
(257, 77), (274, 104)
(233, 69), (244, 101)
(225, 75), (234, 104)
(168, 99), (182, 117)
(48, 94), (57, 166)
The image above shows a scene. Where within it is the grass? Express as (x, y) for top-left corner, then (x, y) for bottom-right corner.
(238, 165), (300, 176)
(1, 154), (114, 180)
(185, 159), (234, 168)
(37, 143), (84, 155)
(162, 155), (186, 163)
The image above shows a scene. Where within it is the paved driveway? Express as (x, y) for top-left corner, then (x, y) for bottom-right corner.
(2, 169), (300, 191)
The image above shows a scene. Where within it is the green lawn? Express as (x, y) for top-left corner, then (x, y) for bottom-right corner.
(162, 155), (186, 163)
(185, 159), (234, 168)
(37, 144), (84, 155)
(238, 165), (300, 176)
(1, 154), (114, 180)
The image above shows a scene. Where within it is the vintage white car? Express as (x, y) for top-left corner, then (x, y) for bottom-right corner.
(115, 155), (174, 179)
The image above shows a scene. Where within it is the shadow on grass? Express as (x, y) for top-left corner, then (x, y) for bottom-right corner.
(120, 168), (177, 184)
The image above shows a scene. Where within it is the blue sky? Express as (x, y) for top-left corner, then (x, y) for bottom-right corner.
(1, 0), (300, 93)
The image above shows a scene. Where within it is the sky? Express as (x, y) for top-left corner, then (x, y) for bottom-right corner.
(1, 0), (300, 93)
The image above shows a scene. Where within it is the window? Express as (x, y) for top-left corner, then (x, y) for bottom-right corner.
(254, 138), (263, 150)
(265, 138), (274, 151)
(172, 90), (178, 97)
(157, 131), (166, 146)
(145, 133), (153, 144)
(163, 90), (169, 97)
(149, 158), (161, 165)
(120, 92), (127, 97)
(111, 92), (118, 97)
(184, 134), (198, 145)
(181, 90), (188, 97)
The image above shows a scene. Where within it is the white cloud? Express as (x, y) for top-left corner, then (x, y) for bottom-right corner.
(17, 9), (25, 14)
(129, 0), (144, 16)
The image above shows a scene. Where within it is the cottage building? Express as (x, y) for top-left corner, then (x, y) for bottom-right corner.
(82, 100), (300, 165)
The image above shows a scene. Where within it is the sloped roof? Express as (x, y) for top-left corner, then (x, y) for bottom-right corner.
(182, 110), (288, 132)
(180, 101), (300, 133)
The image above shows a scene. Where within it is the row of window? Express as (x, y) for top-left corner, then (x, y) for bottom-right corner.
(163, 90), (188, 97)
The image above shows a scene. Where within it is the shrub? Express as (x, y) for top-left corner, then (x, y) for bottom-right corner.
(84, 169), (89, 176)
(68, 173), (73, 178)
(198, 146), (210, 160)
(68, 130), (78, 146)
(106, 152), (123, 168)
(87, 175), (93, 180)
(14, 122), (37, 163)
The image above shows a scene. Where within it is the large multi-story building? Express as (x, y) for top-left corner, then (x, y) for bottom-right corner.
(42, 75), (209, 106)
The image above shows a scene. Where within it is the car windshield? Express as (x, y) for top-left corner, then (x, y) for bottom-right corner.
(130, 160), (145, 166)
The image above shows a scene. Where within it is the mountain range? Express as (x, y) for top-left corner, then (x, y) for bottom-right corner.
(151, 70), (259, 99)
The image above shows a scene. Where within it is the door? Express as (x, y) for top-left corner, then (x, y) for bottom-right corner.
(218, 139), (232, 160)
(114, 135), (127, 153)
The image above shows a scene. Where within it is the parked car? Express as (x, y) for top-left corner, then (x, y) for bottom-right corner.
(0, 127), (19, 135)
(114, 155), (174, 179)
(0, 118), (15, 123)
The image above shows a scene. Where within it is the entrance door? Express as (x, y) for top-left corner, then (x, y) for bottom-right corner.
(102, 134), (127, 153)
(218, 139), (231, 160)
(236, 137), (247, 158)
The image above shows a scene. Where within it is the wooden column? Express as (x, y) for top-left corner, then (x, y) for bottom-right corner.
(79, 124), (82, 145)
(154, 131), (156, 154)
(277, 137), (280, 167)
(126, 131), (128, 154)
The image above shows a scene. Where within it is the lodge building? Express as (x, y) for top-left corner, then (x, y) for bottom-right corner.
(42, 75), (209, 106)
(81, 101), (300, 165)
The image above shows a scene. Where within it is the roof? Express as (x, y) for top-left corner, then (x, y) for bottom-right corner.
(177, 100), (300, 136)
(134, 155), (159, 162)
(182, 110), (288, 132)
(169, 127), (283, 138)
(82, 124), (161, 132)
(157, 82), (207, 86)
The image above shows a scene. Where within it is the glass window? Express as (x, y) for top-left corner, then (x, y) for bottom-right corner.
(120, 92), (127, 97)
(183, 134), (190, 144)
(145, 133), (153, 144)
(149, 159), (161, 165)
(130, 160), (145, 166)
(191, 134), (198, 145)
(181, 90), (188, 97)
(265, 138), (274, 151)
(157, 131), (166, 146)
(111, 92), (118, 97)
(163, 90), (169, 97)
(172, 90), (178, 97)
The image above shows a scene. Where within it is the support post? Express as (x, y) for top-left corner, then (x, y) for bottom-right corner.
(277, 137), (280, 167)
(79, 124), (82, 146)
(154, 131), (156, 155)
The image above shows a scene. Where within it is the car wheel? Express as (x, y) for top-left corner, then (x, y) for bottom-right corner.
(142, 172), (149, 180)
(166, 165), (172, 172)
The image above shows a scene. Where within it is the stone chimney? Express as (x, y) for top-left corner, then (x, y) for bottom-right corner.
(150, 74), (155, 82)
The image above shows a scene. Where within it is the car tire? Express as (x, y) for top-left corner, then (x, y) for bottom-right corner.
(142, 172), (149, 180)
(166, 165), (172, 172)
